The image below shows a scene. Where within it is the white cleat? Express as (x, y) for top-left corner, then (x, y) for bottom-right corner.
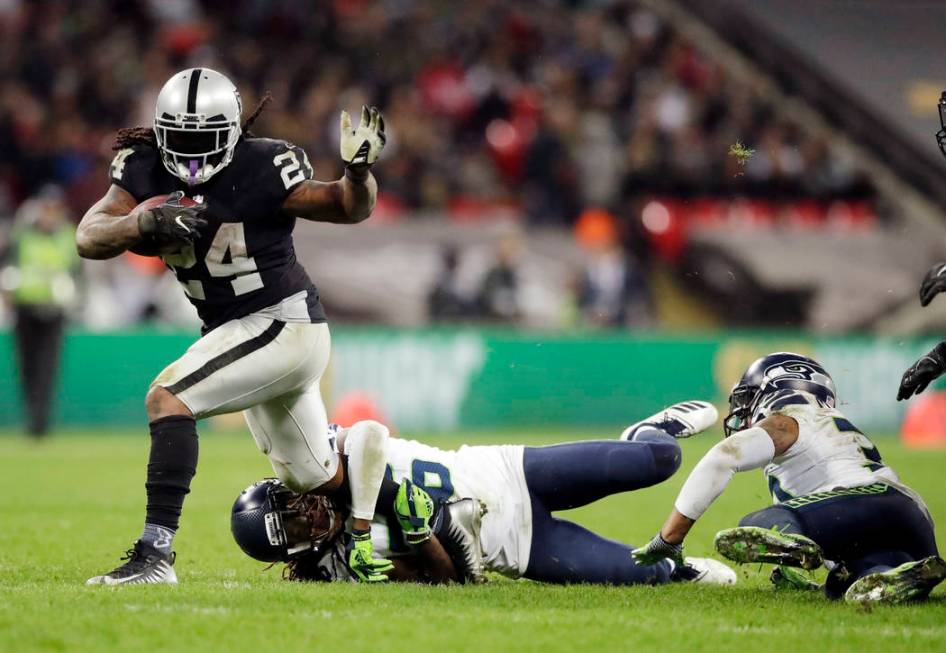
(620, 400), (719, 441)
(86, 541), (178, 586)
(676, 557), (738, 585)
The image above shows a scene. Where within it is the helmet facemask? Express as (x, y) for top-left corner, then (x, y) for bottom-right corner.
(155, 111), (241, 185)
(282, 492), (346, 558)
(723, 383), (757, 437)
(280, 493), (351, 582)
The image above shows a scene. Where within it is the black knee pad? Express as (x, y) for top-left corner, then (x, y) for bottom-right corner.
(739, 505), (804, 533)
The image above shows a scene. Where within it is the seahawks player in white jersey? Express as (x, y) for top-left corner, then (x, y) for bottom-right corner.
(78, 68), (393, 585)
(231, 403), (738, 586)
(634, 352), (945, 603)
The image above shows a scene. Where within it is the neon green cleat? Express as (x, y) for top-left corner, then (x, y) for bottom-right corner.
(714, 526), (824, 571)
(844, 556), (946, 604)
(770, 565), (822, 591)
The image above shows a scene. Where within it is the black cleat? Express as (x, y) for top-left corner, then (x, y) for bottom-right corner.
(86, 541), (178, 586)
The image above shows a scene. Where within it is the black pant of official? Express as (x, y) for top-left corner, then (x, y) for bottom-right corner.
(13, 304), (65, 436)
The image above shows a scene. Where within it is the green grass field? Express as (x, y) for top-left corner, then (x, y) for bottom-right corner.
(1, 428), (944, 653)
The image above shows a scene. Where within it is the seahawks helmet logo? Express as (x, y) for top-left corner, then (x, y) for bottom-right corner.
(725, 352), (836, 436)
(763, 361), (832, 387)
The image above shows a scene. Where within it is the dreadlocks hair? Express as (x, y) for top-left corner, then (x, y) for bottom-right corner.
(112, 91), (273, 150)
(242, 91), (272, 135)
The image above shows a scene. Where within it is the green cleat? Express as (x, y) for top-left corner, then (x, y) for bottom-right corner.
(844, 556), (946, 604)
(770, 565), (822, 591)
(714, 526), (824, 571)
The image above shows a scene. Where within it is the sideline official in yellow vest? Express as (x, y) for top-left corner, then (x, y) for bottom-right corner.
(0, 187), (78, 436)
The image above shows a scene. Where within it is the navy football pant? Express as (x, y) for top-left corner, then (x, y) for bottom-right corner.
(522, 429), (680, 585)
(739, 485), (938, 598)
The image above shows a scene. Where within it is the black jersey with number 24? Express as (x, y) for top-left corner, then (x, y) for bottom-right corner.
(109, 137), (327, 332)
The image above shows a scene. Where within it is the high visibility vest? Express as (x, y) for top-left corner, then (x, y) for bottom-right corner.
(9, 225), (77, 306)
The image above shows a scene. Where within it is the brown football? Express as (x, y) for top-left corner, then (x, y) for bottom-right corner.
(128, 194), (199, 257)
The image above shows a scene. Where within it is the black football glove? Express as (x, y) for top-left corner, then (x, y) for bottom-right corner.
(920, 262), (946, 307)
(898, 341), (946, 401)
(137, 191), (207, 245)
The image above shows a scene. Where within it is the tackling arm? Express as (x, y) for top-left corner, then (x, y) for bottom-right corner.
(336, 420), (395, 582)
(634, 414), (797, 563)
(75, 185), (142, 259)
(282, 105), (385, 224)
(343, 420), (390, 527)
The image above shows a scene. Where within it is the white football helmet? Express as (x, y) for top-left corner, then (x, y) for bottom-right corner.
(154, 68), (242, 185)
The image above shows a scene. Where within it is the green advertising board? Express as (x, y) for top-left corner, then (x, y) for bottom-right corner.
(0, 327), (937, 433)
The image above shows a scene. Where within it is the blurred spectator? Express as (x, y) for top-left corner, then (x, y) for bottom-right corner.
(427, 245), (470, 322)
(574, 208), (651, 327)
(0, 0), (879, 331)
(475, 233), (521, 322)
(0, 0), (873, 226)
(0, 186), (78, 436)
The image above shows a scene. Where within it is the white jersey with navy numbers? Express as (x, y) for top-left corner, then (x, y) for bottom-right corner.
(755, 390), (900, 502)
(365, 437), (532, 577)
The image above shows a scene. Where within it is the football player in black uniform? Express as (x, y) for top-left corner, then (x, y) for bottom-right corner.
(898, 92), (946, 401)
(77, 68), (393, 585)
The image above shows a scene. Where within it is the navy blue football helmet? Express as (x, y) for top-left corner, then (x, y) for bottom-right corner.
(230, 478), (344, 563)
(724, 352), (836, 436)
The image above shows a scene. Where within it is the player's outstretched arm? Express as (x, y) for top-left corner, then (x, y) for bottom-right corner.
(338, 420), (395, 582)
(282, 172), (377, 224)
(76, 185), (143, 259)
(634, 414), (796, 564)
(283, 105), (385, 224)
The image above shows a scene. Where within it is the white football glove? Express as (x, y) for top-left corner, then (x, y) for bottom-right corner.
(340, 105), (386, 170)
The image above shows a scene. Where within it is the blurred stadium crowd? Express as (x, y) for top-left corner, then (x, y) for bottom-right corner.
(0, 0), (877, 329)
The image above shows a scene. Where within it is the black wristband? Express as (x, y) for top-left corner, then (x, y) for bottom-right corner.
(344, 165), (370, 183)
